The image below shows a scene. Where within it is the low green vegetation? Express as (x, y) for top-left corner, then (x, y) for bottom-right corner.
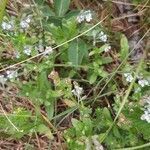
(0, 0), (149, 149)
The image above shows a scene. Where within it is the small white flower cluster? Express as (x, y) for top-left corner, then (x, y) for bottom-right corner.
(138, 79), (149, 87)
(20, 16), (31, 29)
(124, 73), (134, 83)
(1, 20), (14, 31)
(72, 83), (83, 100)
(92, 30), (110, 52)
(141, 96), (150, 123)
(6, 70), (18, 79)
(1, 15), (31, 31)
(0, 70), (18, 85)
(23, 45), (32, 56)
(104, 45), (111, 52)
(124, 73), (150, 87)
(77, 10), (92, 23)
(38, 44), (44, 53)
(137, 74), (150, 87)
(36, 40), (44, 53)
(98, 31), (107, 42)
(92, 30), (109, 52)
(35, 41), (53, 57)
(44, 46), (53, 55)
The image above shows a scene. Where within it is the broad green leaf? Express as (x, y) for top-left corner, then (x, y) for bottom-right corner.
(54, 0), (70, 17)
(68, 40), (79, 66)
(78, 40), (88, 64)
(68, 39), (88, 66)
(0, 0), (7, 23)
(120, 34), (129, 61)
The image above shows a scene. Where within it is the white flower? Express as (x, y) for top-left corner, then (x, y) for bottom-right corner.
(92, 30), (108, 45)
(98, 31), (107, 42)
(124, 73), (133, 82)
(141, 108), (150, 123)
(0, 75), (7, 85)
(141, 96), (150, 123)
(20, 21), (29, 29)
(20, 16), (31, 29)
(35, 40), (44, 53)
(25, 16), (31, 23)
(6, 70), (18, 79)
(76, 10), (92, 23)
(38, 45), (44, 53)
(1, 22), (7, 30)
(85, 10), (92, 22)
(104, 45), (111, 52)
(141, 114), (150, 123)
(138, 79), (149, 87)
(72, 84), (83, 100)
(1, 21), (14, 31)
(44, 46), (53, 55)
(77, 14), (85, 23)
(23, 46), (31, 56)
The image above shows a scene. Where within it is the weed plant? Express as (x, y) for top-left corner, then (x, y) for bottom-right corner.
(0, 0), (150, 149)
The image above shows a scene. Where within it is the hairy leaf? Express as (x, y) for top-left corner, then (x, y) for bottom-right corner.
(120, 34), (129, 61)
(54, 0), (70, 17)
(68, 39), (88, 66)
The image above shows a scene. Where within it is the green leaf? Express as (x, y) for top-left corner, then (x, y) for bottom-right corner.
(41, 6), (55, 17)
(89, 44), (111, 56)
(120, 34), (129, 61)
(45, 101), (54, 120)
(54, 0), (70, 17)
(68, 40), (79, 66)
(124, 107), (150, 140)
(0, 0), (7, 23)
(68, 39), (88, 66)
(37, 124), (53, 139)
(72, 118), (80, 128)
(89, 73), (97, 84)
(64, 10), (80, 19)
(103, 108), (113, 121)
